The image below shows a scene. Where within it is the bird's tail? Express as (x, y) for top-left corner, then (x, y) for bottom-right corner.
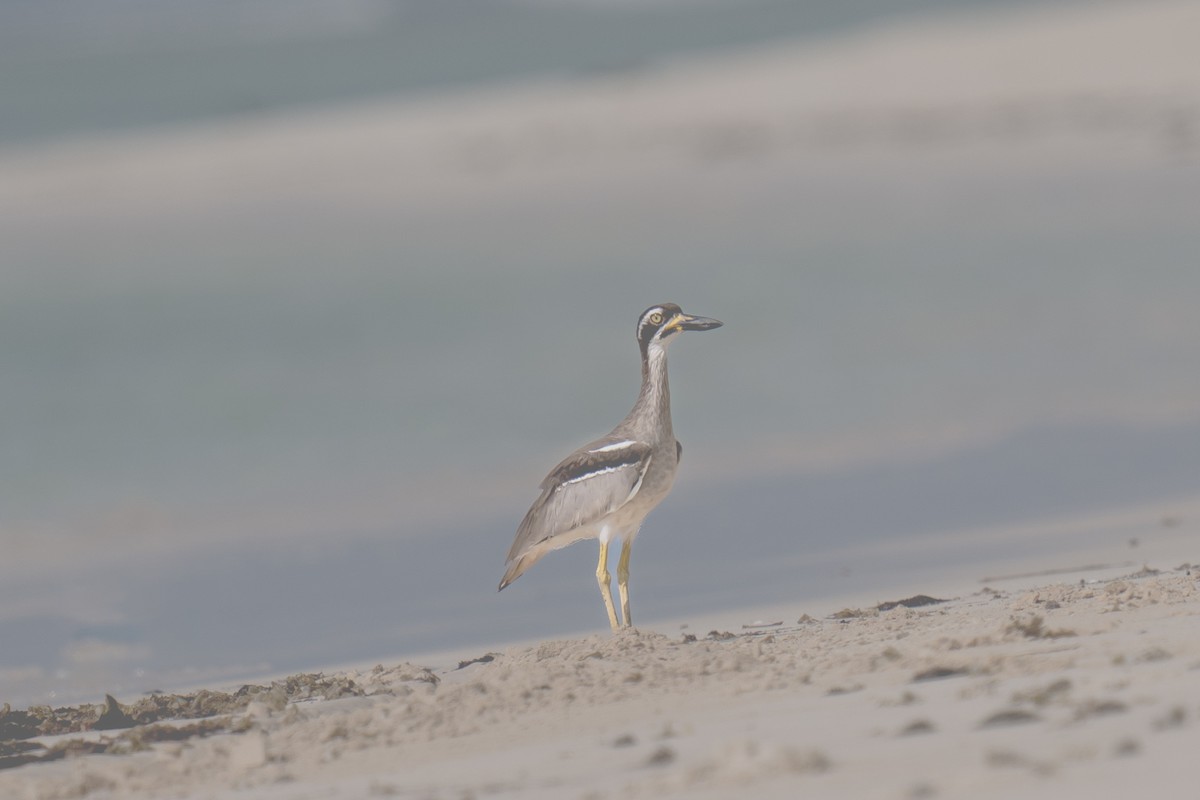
(497, 553), (538, 591)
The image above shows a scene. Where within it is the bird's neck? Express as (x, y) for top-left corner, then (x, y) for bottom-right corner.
(628, 342), (673, 441)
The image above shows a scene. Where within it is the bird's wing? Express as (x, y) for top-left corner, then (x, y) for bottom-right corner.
(505, 437), (653, 563)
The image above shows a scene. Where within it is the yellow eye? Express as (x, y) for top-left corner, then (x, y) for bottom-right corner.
(649, 312), (663, 325)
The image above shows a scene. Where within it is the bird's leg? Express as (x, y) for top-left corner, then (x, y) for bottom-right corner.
(617, 538), (633, 628)
(596, 539), (620, 631)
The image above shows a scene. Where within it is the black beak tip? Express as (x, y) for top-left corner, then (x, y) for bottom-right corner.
(684, 316), (723, 331)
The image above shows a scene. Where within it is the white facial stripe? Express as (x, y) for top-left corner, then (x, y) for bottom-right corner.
(589, 440), (638, 453)
(639, 308), (665, 336)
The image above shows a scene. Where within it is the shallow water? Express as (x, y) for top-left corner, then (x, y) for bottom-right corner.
(0, 0), (1048, 146)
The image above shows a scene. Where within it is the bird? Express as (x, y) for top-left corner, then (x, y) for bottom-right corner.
(499, 303), (723, 631)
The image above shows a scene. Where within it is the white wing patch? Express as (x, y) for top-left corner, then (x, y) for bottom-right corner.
(588, 440), (639, 454)
(626, 454), (650, 502)
(563, 464), (625, 485)
(506, 442), (654, 563)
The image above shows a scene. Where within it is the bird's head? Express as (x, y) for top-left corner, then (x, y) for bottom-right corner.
(636, 303), (723, 353)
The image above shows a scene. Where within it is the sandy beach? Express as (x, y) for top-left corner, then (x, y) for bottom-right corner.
(3, 564), (1198, 799)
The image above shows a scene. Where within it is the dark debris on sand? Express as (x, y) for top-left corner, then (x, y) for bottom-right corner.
(0, 672), (366, 771)
(0, 717), (249, 771)
(876, 595), (949, 612)
(911, 666), (970, 683)
(456, 654), (498, 670)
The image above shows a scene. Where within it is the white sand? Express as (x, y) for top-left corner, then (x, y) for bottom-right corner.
(4, 566), (1198, 799)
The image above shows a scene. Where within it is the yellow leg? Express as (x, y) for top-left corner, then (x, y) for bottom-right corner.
(596, 539), (620, 631)
(617, 538), (633, 628)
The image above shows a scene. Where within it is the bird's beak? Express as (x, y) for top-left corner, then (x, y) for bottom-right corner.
(674, 313), (723, 332)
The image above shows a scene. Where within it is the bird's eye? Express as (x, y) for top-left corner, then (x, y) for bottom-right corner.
(649, 312), (663, 325)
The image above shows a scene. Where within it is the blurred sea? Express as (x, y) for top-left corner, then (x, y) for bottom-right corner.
(2, 0), (1199, 706)
(1, 0), (1043, 147)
